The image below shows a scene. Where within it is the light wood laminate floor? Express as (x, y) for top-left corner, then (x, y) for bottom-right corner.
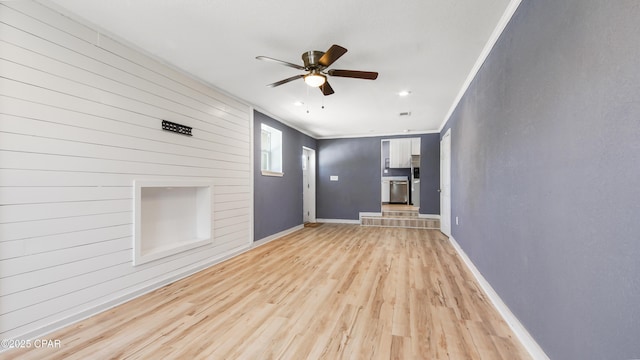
(6, 224), (530, 359)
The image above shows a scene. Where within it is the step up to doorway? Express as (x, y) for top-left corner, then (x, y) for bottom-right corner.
(361, 208), (439, 229)
(382, 210), (419, 218)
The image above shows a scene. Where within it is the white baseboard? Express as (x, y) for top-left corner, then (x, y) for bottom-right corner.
(253, 224), (304, 245)
(316, 218), (360, 224)
(448, 236), (549, 360)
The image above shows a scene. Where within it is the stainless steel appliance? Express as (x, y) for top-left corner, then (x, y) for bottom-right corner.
(390, 180), (408, 204)
(411, 167), (420, 207)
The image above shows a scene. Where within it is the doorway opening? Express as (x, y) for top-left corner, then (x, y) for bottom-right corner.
(302, 147), (316, 224)
(380, 138), (421, 212)
(440, 129), (451, 236)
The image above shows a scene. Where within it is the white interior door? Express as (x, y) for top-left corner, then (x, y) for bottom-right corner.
(302, 147), (316, 223)
(440, 129), (451, 236)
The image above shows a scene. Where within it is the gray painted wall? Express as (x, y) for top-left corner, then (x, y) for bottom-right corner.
(442, 1), (640, 359)
(419, 134), (441, 215)
(253, 111), (316, 240)
(317, 137), (381, 220)
(317, 133), (440, 220)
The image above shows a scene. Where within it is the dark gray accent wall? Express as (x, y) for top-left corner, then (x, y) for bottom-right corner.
(317, 137), (381, 220)
(253, 111), (316, 241)
(419, 134), (440, 215)
(441, 1), (640, 359)
(317, 133), (440, 219)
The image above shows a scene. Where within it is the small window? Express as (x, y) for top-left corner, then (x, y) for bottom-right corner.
(261, 124), (283, 176)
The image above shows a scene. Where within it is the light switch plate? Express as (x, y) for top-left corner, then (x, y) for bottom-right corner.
(330, 176), (339, 181)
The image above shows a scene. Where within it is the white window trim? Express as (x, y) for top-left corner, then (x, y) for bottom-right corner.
(261, 170), (284, 177)
(261, 123), (283, 176)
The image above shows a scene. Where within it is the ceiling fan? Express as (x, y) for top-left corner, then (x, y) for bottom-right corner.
(256, 44), (378, 96)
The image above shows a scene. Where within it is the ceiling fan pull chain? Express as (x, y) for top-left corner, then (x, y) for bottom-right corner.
(306, 85), (310, 114)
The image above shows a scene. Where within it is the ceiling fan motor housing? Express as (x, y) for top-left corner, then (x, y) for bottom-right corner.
(302, 51), (325, 70)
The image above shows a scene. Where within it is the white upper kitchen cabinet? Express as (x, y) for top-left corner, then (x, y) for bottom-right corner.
(411, 138), (421, 155)
(389, 139), (411, 168)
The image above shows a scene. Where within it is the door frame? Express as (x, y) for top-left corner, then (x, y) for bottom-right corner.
(440, 129), (451, 236)
(302, 147), (316, 223)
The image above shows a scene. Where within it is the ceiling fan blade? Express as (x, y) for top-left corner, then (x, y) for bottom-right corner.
(319, 81), (334, 96)
(266, 74), (304, 88)
(328, 69), (378, 80)
(256, 56), (305, 70)
(318, 45), (347, 67)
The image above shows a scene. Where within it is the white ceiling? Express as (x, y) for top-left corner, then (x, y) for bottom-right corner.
(46, 0), (514, 138)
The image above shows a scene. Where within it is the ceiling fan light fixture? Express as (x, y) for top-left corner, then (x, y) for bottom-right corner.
(304, 72), (326, 87)
(257, 44), (377, 96)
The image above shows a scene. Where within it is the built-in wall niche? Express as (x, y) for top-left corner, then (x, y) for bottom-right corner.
(133, 180), (213, 266)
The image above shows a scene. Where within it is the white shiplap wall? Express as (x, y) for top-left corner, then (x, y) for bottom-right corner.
(0, 1), (252, 340)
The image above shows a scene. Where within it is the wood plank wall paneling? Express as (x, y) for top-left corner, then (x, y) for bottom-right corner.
(0, 1), (252, 340)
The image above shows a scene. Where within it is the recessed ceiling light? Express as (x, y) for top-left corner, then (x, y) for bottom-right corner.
(398, 90), (411, 97)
